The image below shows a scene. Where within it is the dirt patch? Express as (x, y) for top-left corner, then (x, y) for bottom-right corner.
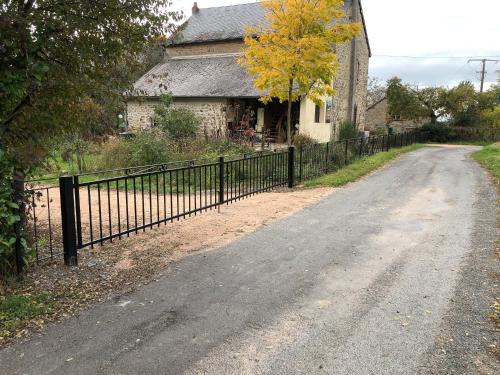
(0, 187), (333, 347)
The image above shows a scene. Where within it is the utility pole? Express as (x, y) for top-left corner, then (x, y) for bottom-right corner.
(468, 59), (499, 92)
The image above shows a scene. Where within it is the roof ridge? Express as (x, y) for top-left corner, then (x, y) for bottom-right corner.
(195, 1), (261, 11)
(170, 52), (243, 60)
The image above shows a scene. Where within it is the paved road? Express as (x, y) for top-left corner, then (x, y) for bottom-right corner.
(1, 146), (498, 374)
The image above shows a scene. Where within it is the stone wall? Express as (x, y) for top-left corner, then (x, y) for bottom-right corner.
(365, 98), (429, 133)
(328, 0), (370, 140)
(365, 98), (388, 131)
(126, 98), (228, 137)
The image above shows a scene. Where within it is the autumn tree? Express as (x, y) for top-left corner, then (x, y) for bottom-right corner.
(239, 0), (360, 145)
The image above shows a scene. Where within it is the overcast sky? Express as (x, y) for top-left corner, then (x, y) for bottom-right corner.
(173, 0), (500, 89)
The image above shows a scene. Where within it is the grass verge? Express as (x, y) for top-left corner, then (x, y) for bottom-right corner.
(431, 140), (494, 146)
(304, 144), (425, 188)
(472, 143), (500, 185)
(0, 292), (55, 340)
(472, 143), (500, 358)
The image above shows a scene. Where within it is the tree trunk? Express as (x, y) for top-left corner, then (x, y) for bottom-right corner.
(430, 112), (437, 124)
(287, 79), (293, 147)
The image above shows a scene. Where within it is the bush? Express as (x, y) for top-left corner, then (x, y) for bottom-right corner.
(95, 129), (173, 170)
(372, 127), (387, 136)
(0, 151), (23, 279)
(338, 121), (359, 140)
(421, 122), (456, 142)
(153, 95), (200, 142)
(293, 134), (317, 147)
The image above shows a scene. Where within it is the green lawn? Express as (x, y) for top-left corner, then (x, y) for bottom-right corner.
(472, 143), (500, 184)
(304, 144), (425, 188)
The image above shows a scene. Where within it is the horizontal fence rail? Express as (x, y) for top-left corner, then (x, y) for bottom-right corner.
(16, 130), (426, 269)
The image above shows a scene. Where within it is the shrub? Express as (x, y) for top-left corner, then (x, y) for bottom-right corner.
(153, 94), (200, 142)
(293, 134), (317, 147)
(95, 129), (173, 170)
(338, 121), (359, 140)
(421, 123), (456, 143)
(0, 151), (24, 279)
(372, 127), (387, 136)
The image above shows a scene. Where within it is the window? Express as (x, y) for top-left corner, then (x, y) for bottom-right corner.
(314, 105), (321, 123)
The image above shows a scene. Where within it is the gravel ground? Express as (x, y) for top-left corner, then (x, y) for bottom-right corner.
(1, 146), (498, 374)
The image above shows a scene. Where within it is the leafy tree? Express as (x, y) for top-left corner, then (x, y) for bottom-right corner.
(386, 77), (425, 122)
(415, 87), (447, 124)
(367, 77), (386, 107)
(442, 81), (499, 126)
(0, 0), (180, 272)
(387, 77), (446, 124)
(239, 0), (360, 145)
(0, 0), (181, 178)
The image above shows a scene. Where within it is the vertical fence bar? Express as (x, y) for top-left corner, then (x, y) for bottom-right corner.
(59, 176), (78, 266)
(219, 156), (225, 205)
(288, 146), (295, 188)
(344, 140), (349, 165)
(325, 142), (330, 173)
(73, 176), (83, 248)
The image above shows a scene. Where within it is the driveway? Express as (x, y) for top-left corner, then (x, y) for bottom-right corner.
(1, 146), (498, 374)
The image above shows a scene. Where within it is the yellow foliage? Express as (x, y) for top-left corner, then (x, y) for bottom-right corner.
(239, 0), (360, 105)
(481, 105), (500, 128)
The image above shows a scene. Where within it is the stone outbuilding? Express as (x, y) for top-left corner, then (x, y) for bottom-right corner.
(126, 1), (371, 143)
(365, 97), (430, 134)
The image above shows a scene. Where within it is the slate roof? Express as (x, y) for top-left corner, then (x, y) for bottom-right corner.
(170, 2), (266, 45)
(131, 54), (263, 98)
(171, 1), (370, 54)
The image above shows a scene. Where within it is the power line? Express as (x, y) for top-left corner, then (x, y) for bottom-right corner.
(468, 59), (500, 92)
(372, 54), (500, 59)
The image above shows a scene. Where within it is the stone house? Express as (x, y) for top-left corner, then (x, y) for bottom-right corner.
(126, 1), (371, 143)
(365, 97), (430, 134)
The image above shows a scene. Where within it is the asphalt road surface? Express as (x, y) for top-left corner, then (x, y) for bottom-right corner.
(1, 146), (498, 374)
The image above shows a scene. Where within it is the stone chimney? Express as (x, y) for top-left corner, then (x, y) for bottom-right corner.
(192, 2), (199, 14)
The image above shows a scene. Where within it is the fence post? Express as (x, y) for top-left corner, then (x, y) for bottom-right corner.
(299, 146), (303, 181)
(344, 140), (349, 165)
(288, 146), (295, 188)
(218, 156), (225, 204)
(325, 142), (330, 173)
(59, 176), (78, 266)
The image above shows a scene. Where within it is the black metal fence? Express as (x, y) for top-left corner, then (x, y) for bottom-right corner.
(16, 130), (425, 270)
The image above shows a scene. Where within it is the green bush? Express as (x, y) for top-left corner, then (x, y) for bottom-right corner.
(421, 123), (456, 142)
(95, 129), (173, 170)
(338, 121), (359, 140)
(0, 151), (23, 279)
(153, 94), (200, 142)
